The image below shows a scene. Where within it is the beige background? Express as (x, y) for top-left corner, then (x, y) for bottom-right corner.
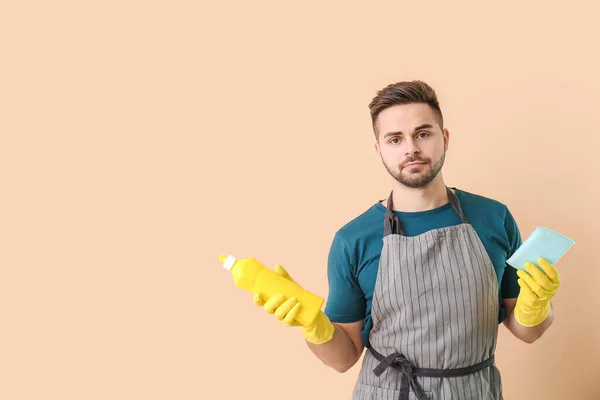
(2, 1), (599, 399)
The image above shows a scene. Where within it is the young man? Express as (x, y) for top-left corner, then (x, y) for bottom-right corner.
(252, 81), (561, 399)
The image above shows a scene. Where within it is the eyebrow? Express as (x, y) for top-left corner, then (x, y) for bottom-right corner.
(383, 123), (434, 138)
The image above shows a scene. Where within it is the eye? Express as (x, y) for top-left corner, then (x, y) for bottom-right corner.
(417, 131), (430, 139)
(389, 137), (402, 144)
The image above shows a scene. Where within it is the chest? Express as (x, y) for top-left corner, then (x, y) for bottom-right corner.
(355, 227), (510, 305)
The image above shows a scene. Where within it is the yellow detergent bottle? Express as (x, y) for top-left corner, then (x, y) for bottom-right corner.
(220, 254), (324, 328)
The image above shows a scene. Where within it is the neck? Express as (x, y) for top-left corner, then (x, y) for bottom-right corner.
(387, 176), (450, 212)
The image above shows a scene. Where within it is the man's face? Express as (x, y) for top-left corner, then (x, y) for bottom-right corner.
(374, 103), (449, 189)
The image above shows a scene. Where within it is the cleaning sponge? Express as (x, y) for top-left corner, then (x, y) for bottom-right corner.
(507, 226), (575, 272)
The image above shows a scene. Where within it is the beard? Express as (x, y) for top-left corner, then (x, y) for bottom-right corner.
(383, 149), (446, 189)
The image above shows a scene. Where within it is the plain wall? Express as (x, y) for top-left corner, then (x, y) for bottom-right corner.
(2, 1), (599, 399)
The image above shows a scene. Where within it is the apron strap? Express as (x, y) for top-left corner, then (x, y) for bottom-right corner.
(446, 187), (469, 224)
(369, 346), (495, 400)
(384, 203), (403, 237)
(383, 187), (469, 237)
(384, 191), (405, 236)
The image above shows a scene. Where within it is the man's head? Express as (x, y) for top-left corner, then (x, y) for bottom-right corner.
(369, 80), (449, 189)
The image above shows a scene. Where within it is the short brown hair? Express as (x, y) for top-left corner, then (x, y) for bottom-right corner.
(368, 80), (444, 137)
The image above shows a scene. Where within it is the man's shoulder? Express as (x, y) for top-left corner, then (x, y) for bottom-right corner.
(334, 201), (385, 242)
(455, 187), (515, 228)
(455, 187), (510, 213)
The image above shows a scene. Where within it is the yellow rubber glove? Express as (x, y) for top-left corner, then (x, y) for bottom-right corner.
(253, 264), (335, 344)
(514, 258), (561, 327)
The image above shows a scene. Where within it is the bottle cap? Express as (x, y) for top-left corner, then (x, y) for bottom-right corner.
(219, 254), (237, 270)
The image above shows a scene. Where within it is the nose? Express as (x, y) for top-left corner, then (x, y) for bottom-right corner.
(405, 138), (421, 158)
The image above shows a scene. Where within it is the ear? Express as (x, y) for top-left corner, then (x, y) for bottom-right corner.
(443, 128), (450, 149)
(374, 141), (380, 154)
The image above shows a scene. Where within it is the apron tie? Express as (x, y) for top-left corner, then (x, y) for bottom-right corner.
(370, 347), (495, 400)
(373, 352), (429, 400)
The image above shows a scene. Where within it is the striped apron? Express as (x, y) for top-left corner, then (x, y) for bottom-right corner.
(352, 187), (503, 400)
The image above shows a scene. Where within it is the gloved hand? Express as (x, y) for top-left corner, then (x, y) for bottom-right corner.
(253, 264), (335, 344)
(514, 258), (561, 327)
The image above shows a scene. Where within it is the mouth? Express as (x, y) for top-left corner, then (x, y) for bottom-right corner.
(402, 162), (426, 169)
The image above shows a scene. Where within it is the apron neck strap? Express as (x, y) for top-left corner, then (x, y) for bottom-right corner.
(446, 187), (468, 224)
(384, 186), (468, 236)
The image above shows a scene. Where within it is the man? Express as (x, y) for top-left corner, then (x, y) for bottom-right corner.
(252, 80), (561, 399)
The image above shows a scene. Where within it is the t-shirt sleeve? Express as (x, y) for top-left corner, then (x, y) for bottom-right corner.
(501, 207), (522, 299)
(323, 232), (366, 323)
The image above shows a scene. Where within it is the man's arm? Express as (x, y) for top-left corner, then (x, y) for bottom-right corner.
(500, 208), (558, 343)
(302, 230), (366, 373)
(502, 298), (554, 343)
(252, 259), (366, 373)
(305, 320), (364, 373)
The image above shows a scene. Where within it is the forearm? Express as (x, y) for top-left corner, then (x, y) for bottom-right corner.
(505, 303), (555, 343)
(305, 324), (363, 373)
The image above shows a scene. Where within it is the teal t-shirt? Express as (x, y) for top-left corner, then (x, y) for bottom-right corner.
(323, 188), (522, 347)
